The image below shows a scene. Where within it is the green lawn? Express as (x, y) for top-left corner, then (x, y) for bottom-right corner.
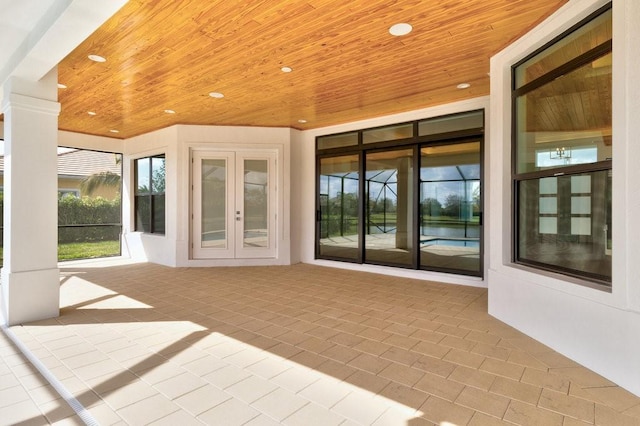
(0, 240), (121, 264)
(58, 240), (121, 261)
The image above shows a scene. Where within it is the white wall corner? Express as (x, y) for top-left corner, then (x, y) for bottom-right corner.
(488, 0), (640, 396)
(289, 128), (304, 264)
(615, 0), (640, 312)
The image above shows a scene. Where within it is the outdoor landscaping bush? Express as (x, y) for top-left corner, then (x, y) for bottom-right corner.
(57, 195), (121, 243)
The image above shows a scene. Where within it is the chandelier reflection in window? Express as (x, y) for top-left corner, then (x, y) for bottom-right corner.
(550, 146), (571, 161)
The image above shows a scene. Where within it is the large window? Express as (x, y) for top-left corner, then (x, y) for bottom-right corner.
(58, 148), (123, 260)
(316, 111), (483, 277)
(1, 148), (123, 265)
(135, 155), (166, 234)
(513, 6), (612, 286)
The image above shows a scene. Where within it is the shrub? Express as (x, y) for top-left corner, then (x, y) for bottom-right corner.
(57, 195), (121, 243)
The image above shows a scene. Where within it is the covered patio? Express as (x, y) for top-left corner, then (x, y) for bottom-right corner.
(1, 261), (639, 425)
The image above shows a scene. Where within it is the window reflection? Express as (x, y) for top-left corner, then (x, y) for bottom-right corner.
(243, 160), (268, 248)
(365, 149), (414, 266)
(518, 170), (611, 282)
(318, 155), (360, 260)
(514, 9), (612, 88)
(513, 6), (612, 285)
(135, 155), (165, 234)
(315, 111), (484, 277)
(515, 52), (612, 174)
(420, 142), (481, 274)
(201, 159), (226, 248)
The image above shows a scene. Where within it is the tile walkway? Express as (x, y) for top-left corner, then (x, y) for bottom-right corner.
(1, 261), (639, 425)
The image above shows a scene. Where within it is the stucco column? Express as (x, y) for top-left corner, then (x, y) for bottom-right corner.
(1, 69), (60, 326)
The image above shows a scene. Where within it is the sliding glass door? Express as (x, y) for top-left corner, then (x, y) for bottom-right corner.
(318, 155), (360, 261)
(365, 149), (414, 267)
(419, 142), (481, 274)
(316, 111), (484, 277)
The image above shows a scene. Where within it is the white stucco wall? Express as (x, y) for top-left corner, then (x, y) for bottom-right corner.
(121, 126), (178, 265)
(488, 0), (640, 396)
(293, 97), (490, 288)
(289, 128), (304, 265)
(123, 124), (292, 267)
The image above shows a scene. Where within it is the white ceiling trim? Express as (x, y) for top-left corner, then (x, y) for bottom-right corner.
(0, 0), (129, 90)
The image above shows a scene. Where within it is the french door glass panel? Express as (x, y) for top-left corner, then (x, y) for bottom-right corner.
(420, 142), (481, 274)
(242, 159), (269, 249)
(201, 158), (228, 249)
(193, 150), (276, 259)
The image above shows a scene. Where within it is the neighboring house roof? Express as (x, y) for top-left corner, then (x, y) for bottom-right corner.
(0, 149), (121, 178)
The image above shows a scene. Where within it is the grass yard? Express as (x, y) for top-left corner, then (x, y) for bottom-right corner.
(0, 241), (120, 266)
(57, 240), (121, 261)
(0, 240), (122, 265)
(0, 241), (120, 265)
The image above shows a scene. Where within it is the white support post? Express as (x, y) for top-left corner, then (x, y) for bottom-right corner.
(1, 69), (61, 326)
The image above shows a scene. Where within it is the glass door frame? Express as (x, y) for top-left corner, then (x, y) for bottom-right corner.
(315, 110), (485, 278)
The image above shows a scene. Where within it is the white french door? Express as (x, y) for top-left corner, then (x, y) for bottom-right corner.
(192, 150), (277, 259)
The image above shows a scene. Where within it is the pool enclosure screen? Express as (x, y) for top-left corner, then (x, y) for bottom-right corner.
(316, 111), (483, 277)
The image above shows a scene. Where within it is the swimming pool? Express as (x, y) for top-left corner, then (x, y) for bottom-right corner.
(421, 238), (480, 248)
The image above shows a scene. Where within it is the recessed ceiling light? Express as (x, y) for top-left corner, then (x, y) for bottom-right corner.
(281, 66), (293, 73)
(457, 83), (471, 89)
(298, 119), (307, 124)
(87, 111), (97, 116)
(109, 129), (119, 133)
(209, 92), (224, 98)
(57, 83), (67, 89)
(389, 23), (412, 36)
(88, 54), (106, 63)
(164, 109), (176, 114)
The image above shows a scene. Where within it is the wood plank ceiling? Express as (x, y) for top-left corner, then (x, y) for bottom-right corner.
(55, 0), (568, 139)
